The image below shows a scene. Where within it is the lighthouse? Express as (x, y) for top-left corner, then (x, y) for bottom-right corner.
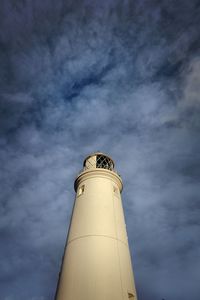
(55, 152), (137, 300)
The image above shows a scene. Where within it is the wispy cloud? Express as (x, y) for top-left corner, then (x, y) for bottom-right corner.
(0, 1), (200, 299)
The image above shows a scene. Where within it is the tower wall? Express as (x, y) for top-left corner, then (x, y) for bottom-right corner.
(55, 161), (137, 300)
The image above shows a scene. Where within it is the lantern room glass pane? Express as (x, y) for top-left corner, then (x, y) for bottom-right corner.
(96, 155), (114, 171)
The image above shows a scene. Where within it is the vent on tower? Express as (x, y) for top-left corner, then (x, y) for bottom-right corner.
(128, 292), (134, 298)
(113, 185), (119, 196)
(78, 185), (85, 196)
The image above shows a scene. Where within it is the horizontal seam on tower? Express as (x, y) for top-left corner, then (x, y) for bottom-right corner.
(67, 234), (128, 247)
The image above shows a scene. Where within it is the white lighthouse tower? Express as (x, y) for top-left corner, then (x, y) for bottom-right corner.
(55, 152), (137, 300)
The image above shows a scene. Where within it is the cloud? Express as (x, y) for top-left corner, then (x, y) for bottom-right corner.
(0, 1), (200, 300)
(182, 57), (200, 107)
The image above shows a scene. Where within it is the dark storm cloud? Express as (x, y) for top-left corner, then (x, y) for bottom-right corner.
(0, 1), (200, 300)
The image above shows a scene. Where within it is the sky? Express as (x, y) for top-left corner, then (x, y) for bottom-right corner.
(0, 0), (200, 299)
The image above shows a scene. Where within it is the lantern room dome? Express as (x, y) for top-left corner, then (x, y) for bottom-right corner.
(83, 152), (115, 171)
